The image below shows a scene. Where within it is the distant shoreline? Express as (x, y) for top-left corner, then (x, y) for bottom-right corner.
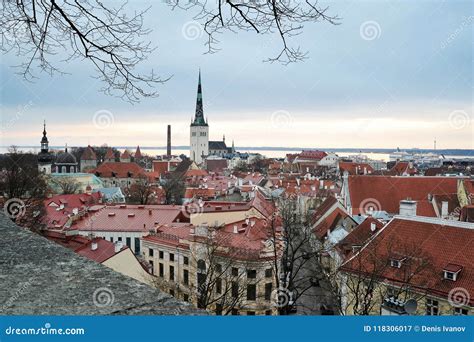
(2, 145), (472, 156)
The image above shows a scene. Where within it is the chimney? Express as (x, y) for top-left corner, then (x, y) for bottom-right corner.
(167, 125), (171, 157)
(195, 225), (208, 237)
(370, 222), (377, 232)
(441, 201), (449, 217)
(233, 225), (238, 234)
(399, 200), (417, 217)
(91, 241), (98, 251)
(114, 241), (123, 253)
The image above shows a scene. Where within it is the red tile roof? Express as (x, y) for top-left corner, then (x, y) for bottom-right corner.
(313, 206), (351, 239)
(184, 187), (217, 200)
(337, 217), (385, 256)
(134, 146), (142, 159)
(347, 175), (460, 216)
(121, 150), (131, 160)
(91, 162), (146, 178)
(339, 162), (374, 175)
(298, 150), (327, 160)
(104, 148), (115, 160)
(43, 193), (102, 229)
(81, 145), (97, 160)
(143, 217), (281, 261)
(72, 205), (185, 232)
(43, 231), (126, 263)
(341, 217), (474, 305)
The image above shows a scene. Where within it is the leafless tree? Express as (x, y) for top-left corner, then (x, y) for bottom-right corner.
(326, 236), (436, 315)
(162, 171), (186, 205)
(190, 235), (257, 315)
(0, 147), (46, 230)
(51, 176), (79, 194)
(168, 0), (338, 64)
(0, 0), (165, 102)
(268, 196), (325, 315)
(128, 175), (154, 204)
(1, 1), (338, 102)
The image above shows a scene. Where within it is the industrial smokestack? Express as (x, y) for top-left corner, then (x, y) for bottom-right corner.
(167, 124), (171, 157)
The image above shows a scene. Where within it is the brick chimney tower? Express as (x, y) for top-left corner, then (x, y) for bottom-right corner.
(167, 124), (171, 157)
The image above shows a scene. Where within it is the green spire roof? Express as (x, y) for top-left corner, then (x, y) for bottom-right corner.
(192, 69), (208, 126)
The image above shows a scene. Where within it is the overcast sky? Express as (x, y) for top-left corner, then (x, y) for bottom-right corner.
(0, 0), (472, 150)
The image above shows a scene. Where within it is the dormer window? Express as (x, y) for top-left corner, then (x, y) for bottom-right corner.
(443, 264), (463, 281)
(390, 257), (406, 268)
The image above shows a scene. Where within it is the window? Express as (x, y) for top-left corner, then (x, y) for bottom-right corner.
(216, 278), (222, 294)
(215, 304), (223, 316)
(232, 267), (239, 277)
(169, 253), (175, 262)
(118, 237), (122, 242)
(247, 311), (255, 316)
(183, 269), (189, 285)
(247, 269), (257, 279)
(169, 265), (175, 281)
(215, 264), (222, 273)
(247, 284), (256, 301)
(134, 237), (140, 254)
(170, 289), (175, 297)
(184, 256), (189, 265)
(110, 237), (114, 242)
(192, 132), (196, 136)
(183, 294), (189, 302)
(454, 307), (468, 315)
(426, 299), (439, 315)
(148, 248), (154, 257)
(126, 237), (131, 248)
(198, 260), (206, 273)
(390, 259), (401, 268)
(265, 283), (272, 301)
(231, 309), (239, 316)
(159, 250), (164, 259)
(444, 271), (455, 280)
(265, 310), (272, 316)
(159, 263), (164, 277)
(232, 282), (239, 298)
(265, 268), (273, 278)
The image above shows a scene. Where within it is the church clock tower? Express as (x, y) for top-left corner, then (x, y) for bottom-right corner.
(190, 70), (209, 164)
(37, 121), (53, 174)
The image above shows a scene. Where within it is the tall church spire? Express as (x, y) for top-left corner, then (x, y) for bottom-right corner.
(192, 69), (207, 126)
(41, 120), (49, 153)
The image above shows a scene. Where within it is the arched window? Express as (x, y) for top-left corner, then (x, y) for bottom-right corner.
(61, 166), (66, 173)
(71, 166), (75, 173)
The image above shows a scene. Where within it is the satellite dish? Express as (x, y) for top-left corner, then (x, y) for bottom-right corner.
(404, 299), (418, 314)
